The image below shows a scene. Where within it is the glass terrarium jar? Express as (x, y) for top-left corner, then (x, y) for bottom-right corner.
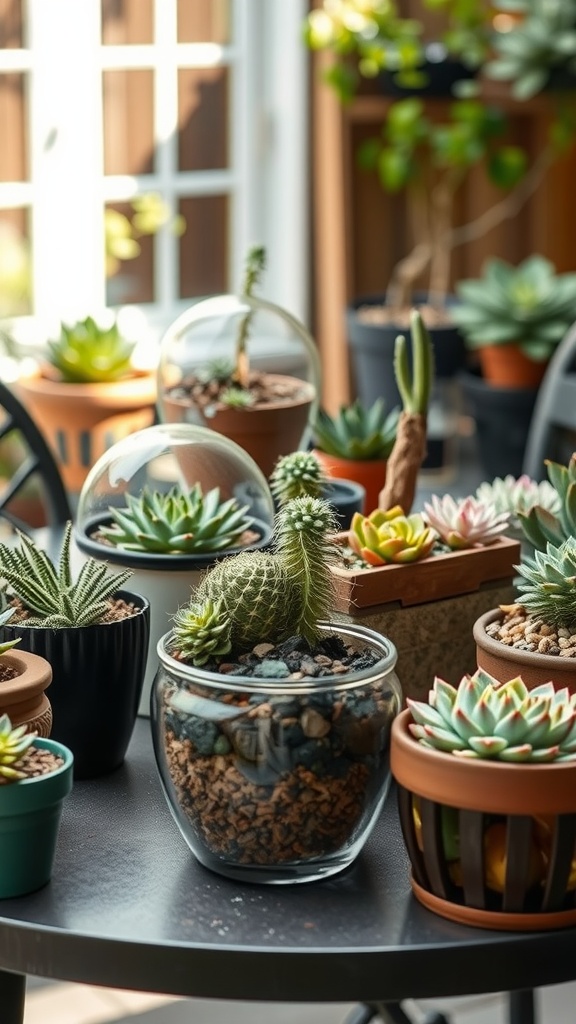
(151, 621), (401, 884)
(73, 422), (275, 715)
(156, 295), (322, 477)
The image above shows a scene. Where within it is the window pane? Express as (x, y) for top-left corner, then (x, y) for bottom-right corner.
(179, 195), (228, 298)
(103, 70), (155, 176)
(178, 68), (228, 172)
(0, 208), (31, 316)
(0, 0), (23, 48)
(0, 73), (26, 182)
(177, 0), (230, 43)
(101, 0), (154, 45)
(105, 201), (154, 306)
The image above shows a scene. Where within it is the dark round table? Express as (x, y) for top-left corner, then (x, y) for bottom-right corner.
(1, 719), (575, 1024)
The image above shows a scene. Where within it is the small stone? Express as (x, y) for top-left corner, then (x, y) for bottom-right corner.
(538, 637), (553, 653)
(253, 643), (275, 658)
(301, 708), (331, 738)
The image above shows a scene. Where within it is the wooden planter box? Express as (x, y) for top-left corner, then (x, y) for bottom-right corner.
(330, 536), (521, 703)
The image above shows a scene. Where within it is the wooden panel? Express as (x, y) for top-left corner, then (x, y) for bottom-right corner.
(177, 0), (230, 43)
(0, 73), (26, 182)
(103, 69), (155, 176)
(178, 195), (228, 298)
(101, 0), (154, 45)
(177, 68), (228, 172)
(105, 201), (154, 306)
(0, 0), (22, 47)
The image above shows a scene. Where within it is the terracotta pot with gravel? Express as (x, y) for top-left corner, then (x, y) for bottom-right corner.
(151, 496), (402, 884)
(0, 625), (53, 737)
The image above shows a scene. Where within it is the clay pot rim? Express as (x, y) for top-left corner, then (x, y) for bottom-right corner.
(164, 374), (316, 413)
(473, 608), (576, 674)
(0, 648), (52, 699)
(391, 708), (576, 815)
(17, 367), (157, 401)
(312, 448), (388, 468)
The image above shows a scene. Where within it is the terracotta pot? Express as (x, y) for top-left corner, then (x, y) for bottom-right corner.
(331, 537), (520, 704)
(162, 375), (315, 478)
(0, 648), (53, 736)
(391, 708), (576, 930)
(478, 345), (548, 389)
(312, 449), (385, 515)
(16, 369), (157, 494)
(474, 608), (576, 693)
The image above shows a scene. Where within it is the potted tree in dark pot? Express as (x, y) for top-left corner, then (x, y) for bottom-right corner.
(0, 524), (150, 778)
(150, 496), (402, 884)
(453, 255), (576, 477)
(0, 713), (74, 898)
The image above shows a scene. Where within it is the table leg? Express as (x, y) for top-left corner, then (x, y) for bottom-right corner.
(0, 969), (26, 1024)
(509, 989), (536, 1024)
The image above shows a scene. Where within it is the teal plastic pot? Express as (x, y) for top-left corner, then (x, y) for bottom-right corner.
(0, 737), (74, 898)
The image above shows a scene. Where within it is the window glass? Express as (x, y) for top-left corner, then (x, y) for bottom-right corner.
(0, 0), (23, 48)
(178, 67), (228, 172)
(177, 0), (229, 43)
(105, 201), (154, 307)
(0, 73), (26, 182)
(101, 0), (154, 45)
(103, 70), (155, 176)
(0, 208), (31, 317)
(179, 195), (228, 298)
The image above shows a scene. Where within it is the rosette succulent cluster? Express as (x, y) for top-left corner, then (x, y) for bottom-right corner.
(518, 454), (576, 552)
(313, 397), (398, 461)
(408, 669), (576, 762)
(516, 538), (576, 632)
(349, 507), (436, 565)
(47, 314), (136, 384)
(422, 494), (510, 550)
(0, 714), (36, 782)
(97, 484), (254, 555)
(475, 474), (559, 530)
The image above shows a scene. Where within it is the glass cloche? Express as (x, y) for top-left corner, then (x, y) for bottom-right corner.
(74, 422), (275, 568)
(156, 295), (322, 478)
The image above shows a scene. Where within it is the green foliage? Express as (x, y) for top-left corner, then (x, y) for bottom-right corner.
(452, 256), (576, 360)
(486, 0), (576, 100)
(47, 315), (136, 384)
(0, 522), (132, 627)
(313, 398), (399, 460)
(98, 485), (254, 555)
(219, 387), (256, 409)
(0, 607), (19, 656)
(171, 497), (339, 662)
(518, 455), (576, 550)
(172, 598), (232, 666)
(408, 668), (576, 762)
(515, 538), (576, 630)
(349, 507), (436, 564)
(0, 714), (36, 781)
(394, 309), (435, 415)
(269, 452), (326, 505)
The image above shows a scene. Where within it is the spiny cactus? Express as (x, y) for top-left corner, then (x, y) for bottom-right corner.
(269, 451), (326, 505)
(0, 714), (36, 782)
(518, 454), (576, 551)
(422, 494), (510, 550)
(515, 538), (576, 632)
(171, 496), (339, 662)
(47, 315), (136, 384)
(475, 474), (560, 530)
(378, 309), (434, 515)
(312, 398), (399, 460)
(234, 245), (266, 389)
(0, 522), (132, 627)
(408, 669), (576, 762)
(349, 507), (436, 565)
(97, 484), (254, 555)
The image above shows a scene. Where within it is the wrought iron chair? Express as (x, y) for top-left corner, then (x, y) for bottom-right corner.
(0, 379), (71, 544)
(523, 320), (576, 480)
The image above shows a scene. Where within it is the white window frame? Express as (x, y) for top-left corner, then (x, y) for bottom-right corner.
(0, 0), (309, 352)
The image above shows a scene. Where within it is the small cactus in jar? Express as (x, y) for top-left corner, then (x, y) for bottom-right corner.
(0, 714), (36, 782)
(422, 494), (510, 550)
(407, 669), (576, 762)
(348, 507), (436, 565)
(97, 484), (254, 555)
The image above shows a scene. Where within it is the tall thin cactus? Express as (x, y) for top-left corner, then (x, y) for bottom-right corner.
(233, 245), (266, 389)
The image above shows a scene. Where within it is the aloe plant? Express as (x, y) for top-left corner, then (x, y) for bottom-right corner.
(422, 494), (510, 550)
(349, 507), (436, 565)
(0, 523), (132, 627)
(170, 496), (339, 663)
(97, 484), (254, 555)
(407, 668), (576, 762)
(515, 538), (576, 632)
(313, 398), (399, 460)
(0, 714), (36, 782)
(518, 454), (576, 551)
(47, 314), (136, 384)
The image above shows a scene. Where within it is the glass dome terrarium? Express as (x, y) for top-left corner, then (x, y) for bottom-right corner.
(73, 422), (275, 715)
(156, 294), (322, 478)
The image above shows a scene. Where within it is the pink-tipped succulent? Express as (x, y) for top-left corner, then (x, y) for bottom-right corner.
(349, 506), (437, 565)
(407, 669), (576, 762)
(422, 494), (510, 550)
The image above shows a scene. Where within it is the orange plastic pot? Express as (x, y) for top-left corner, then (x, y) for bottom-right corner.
(312, 449), (386, 515)
(478, 345), (548, 389)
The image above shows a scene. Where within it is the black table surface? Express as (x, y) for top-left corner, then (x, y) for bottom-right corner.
(0, 718), (575, 1004)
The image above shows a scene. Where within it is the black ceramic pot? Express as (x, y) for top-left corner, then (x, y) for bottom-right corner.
(0, 589), (150, 779)
(378, 49), (476, 98)
(459, 369), (539, 479)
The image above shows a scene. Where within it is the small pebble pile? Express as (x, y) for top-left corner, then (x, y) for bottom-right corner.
(486, 604), (576, 658)
(0, 746), (64, 784)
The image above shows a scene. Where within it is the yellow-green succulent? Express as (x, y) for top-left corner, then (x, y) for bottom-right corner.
(349, 507), (436, 565)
